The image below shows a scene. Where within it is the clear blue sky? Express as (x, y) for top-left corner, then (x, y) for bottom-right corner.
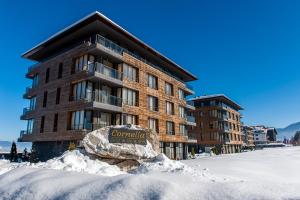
(1, 0), (300, 141)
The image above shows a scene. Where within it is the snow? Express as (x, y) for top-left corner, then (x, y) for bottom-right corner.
(1, 147), (300, 199)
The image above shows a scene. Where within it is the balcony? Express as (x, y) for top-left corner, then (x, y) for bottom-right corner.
(23, 86), (36, 99)
(70, 122), (111, 131)
(71, 91), (122, 112)
(85, 62), (123, 86)
(26, 63), (39, 78)
(186, 100), (195, 110)
(186, 115), (196, 126)
(20, 107), (34, 120)
(183, 83), (195, 95)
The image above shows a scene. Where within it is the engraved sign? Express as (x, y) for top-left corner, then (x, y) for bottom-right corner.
(108, 128), (147, 145)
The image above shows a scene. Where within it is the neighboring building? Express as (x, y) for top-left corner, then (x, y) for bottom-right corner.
(242, 126), (255, 149)
(188, 94), (243, 154)
(251, 126), (277, 145)
(19, 11), (197, 161)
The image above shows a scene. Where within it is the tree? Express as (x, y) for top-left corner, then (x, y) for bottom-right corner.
(293, 131), (300, 145)
(191, 147), (195, 157)
(22, 148), (29, 162)
(29, 148), (38, 163)
(68, 142), (76, 151)
(10, 141), (18, 162)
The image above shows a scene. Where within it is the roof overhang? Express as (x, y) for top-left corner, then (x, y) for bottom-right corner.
(22, 11), (197, 82)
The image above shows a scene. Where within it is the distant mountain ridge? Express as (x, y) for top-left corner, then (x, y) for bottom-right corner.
(277, 122), (300, 140)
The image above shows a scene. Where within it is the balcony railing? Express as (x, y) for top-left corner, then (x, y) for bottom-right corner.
(94, 34), (192, 85)
(23, 107), (34, 115)
(27, 63), (39, 73)
(86, 62), (123, 80)
(186, 115), (196, 123)
(20, 130), (32, 137)
(187, 100), (194, 107)
(71, 91), (122, 107)
(70, 122), (110, 131)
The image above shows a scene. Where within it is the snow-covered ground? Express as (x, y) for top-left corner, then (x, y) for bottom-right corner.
(0, 147), (300, 200)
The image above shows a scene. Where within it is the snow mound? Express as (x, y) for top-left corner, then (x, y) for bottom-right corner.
(34, 150), (125, 176)
(83, 125), (158, 160)
(134, 153), (194, 174)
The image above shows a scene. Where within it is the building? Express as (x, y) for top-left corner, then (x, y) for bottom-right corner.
(242, 126), (255, 149)
(188, 94), (243, 154)
(251, 126), (277, 145)
(19, 11), (197, 161)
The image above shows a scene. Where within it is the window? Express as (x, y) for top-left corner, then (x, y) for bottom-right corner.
(166, 121), (175, 135)
(45, 68), (50, 83)
(122, 88), (137, 106)
(32, 75), (39, 88)
(123, 63), (138, 82)
(159, 142), (164, 154)
(147, 74), (158, 89)
(27, 119), (34, 134)
(148, 118), (158, 133)
(147, 95), (159, 111)
(175, 143), (183, 160)
(70, 110), (92, 130)
(166, 101), (174, 115)
(58, 63), (63, 79)
(29, 97), (36, 110)
(40, 116), (45, 133)
(56, 88), (61, 104)
(122, 114), (138, 125)
(179, 124), (187, 136)
(178, 106), (186, 118)
(72, 81), (93, 101)
(165, 82), (173, 96)
(53, 113), (58, 132)
(178, 89), (185, 100)
(43, 91), (48, 107)
(93, 112), (111, 129)
(74, 55), (95, 73)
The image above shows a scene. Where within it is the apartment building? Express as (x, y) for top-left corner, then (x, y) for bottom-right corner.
(19, 11), (197, 161)
(188, 94), (243, 154)
(242, 126), (255, 149)
(251, 126), (277, 145)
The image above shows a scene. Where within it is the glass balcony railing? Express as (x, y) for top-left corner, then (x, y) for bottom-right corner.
(70, 122), (111, 131)
(186, 101), (195, 107)
(71, 91), (122, 107)
(23, 107), (34, 115)
(86, 62), (123, 80)
(94, 34), (193, 86)
(20, 130), (32, 137)
(186, 115), (196, 123)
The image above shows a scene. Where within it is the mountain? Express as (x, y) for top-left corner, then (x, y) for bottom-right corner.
(277, 122), (300, 140)
(0, 141), (32, 153)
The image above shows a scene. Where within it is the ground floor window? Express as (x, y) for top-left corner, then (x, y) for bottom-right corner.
(70, 110), (92, 130)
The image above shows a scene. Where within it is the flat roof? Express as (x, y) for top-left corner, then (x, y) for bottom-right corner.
(189, 94), (243, 110)
(22, 11), (197, 82)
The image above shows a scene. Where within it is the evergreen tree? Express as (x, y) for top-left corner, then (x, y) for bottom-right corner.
(10, 141), (18, 162)
(22, 148), (29, 162)
(68, 142), (76, 151)
(191, 147), (195, 157)
(29, 148), (38, 163)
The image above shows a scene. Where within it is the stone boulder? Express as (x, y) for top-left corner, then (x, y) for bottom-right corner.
(82, 125), (159, 162)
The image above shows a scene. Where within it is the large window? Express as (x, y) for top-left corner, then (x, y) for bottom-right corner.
(166, 101), (174, 115)
(165, 82), (173, 96)
(74, 54), (95, 72)
(179, 124), (187, 136)
(175, 143), (183, 160)
(27, 119), (34, 134)
(93, 112), (111, 129)
(122, 88), (137, 106)
(147, 73), (158, 89)
(29, 97), (36, 110)
(72, 81), (93, 101)
(122, 114), (138, 125)
(178, 89), (185, 100)
(71, 110), (92, 130)
(40, 116), (45, 133)
(147, 95), (159, 111)
(179, 106), (186, 118)
(148, 118), (158, 133)
(166, 121), (175, 135)
(123, 63), (138, 82)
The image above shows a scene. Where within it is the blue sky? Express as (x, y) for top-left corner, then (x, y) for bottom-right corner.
(0, 0), (300, 141)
